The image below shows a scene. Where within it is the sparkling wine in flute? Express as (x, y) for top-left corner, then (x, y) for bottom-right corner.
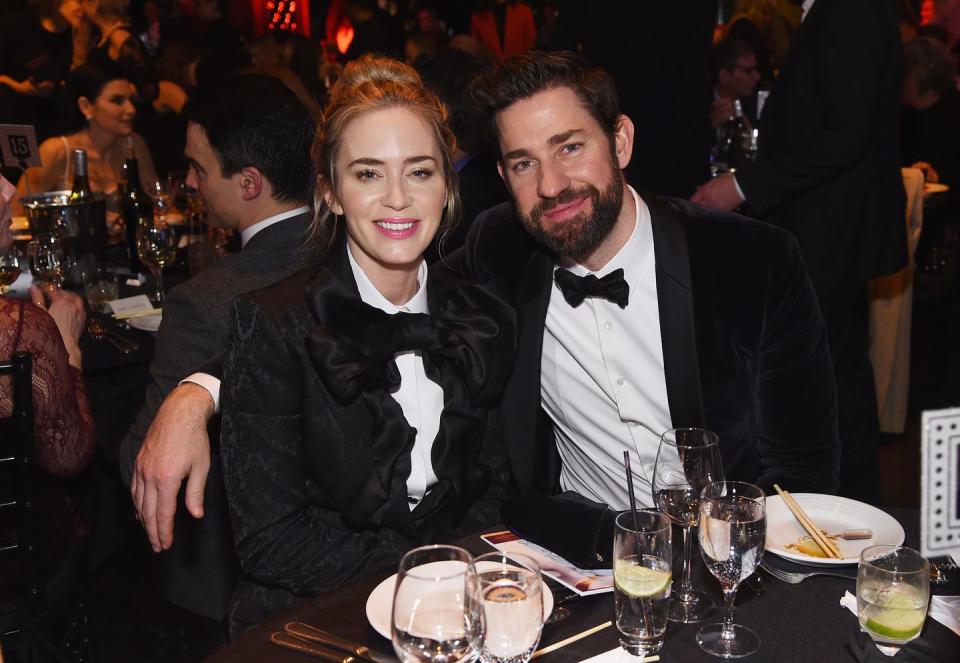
(655, 487), (700, 526)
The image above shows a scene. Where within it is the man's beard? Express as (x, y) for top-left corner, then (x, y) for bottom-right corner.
(518, 166), (624, 259)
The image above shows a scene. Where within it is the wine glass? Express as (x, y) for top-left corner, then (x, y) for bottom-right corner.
(392, 545), (480, 663)
(0, 245), (22, 294)
(466, 552), (543, 663)
(151, 179), (171, 224)
(652, 428), (724, 623)
(136, 218), (178, 305)
(697, 481), (766, 658)
(27, 234), (66, 290)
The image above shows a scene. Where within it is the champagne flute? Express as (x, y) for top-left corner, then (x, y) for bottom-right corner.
(136, 219), (178, 305)
(27, 234), (66, 290)
(392, 545), (480, 663)
(697, 481), (766, 658)
(0, 245), (22, 294)
(652, 428), (724, 623)
(466, 552), (543, 663)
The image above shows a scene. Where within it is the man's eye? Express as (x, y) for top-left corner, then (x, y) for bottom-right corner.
(512, 160), (534, 173)
(560, 143), (582, 155)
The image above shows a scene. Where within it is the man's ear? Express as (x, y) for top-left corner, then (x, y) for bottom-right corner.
(238, 167), (263, 201)
(318, 175), (343, 215)
(496, 160), (513, 195)
(613, 115), (635, 171)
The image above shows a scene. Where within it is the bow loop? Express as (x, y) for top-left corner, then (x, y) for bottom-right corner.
(554, 268), (630, 308)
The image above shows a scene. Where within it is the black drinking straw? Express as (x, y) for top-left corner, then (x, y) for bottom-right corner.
(623, 451), (655, 638)
(623, 451), (640, 529)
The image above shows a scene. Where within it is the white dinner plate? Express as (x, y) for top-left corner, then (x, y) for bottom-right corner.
(365, 560), (554, 640)
(765, 493), (904, 566)
(127, 313), (162, 332)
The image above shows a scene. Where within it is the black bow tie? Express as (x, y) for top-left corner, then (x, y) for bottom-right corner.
(554, 268), (630, 309)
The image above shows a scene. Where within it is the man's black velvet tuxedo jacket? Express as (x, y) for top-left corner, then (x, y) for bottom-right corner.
(453, 195), (841, 499)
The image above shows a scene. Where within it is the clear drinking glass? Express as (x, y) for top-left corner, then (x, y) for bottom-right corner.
(466, 552), (543, 663)
(857, 545), (929, 656)
(613, 510), (673, 657)
(0, 245), (22, 294)
(27, 234), (66, 290)
(652, 428), (724, 623)
(136, 218), (178, 305)
(83, 264), (119, 312)
(151, 179), (171, 224)
(697, 481), (766, 659)
(392, 545), (479, 663)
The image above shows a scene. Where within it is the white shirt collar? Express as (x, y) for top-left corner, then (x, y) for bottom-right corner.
(347, 243), (429, 315)
(558, 186), (652, 290)
(802, 0), (816, 21)
(239, 205), (310, 247)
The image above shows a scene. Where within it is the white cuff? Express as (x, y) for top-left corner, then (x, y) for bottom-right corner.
(731, 174), (747, 203)
(180, 373), (221, 413)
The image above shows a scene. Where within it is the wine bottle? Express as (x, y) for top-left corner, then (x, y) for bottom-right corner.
(122, 157), (151, 272)
(68, 149), (92, 203)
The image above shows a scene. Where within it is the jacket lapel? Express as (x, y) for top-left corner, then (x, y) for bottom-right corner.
(647, 195), (705, 428)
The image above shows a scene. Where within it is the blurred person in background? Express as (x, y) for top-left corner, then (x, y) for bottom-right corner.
(340, 0), (404, 61)
(470, 0), (536, 61)
(0, 0), (90, 140)
(710, 38), (763, 128)
(14, 63), (158, 228)
(192, 0), (250, 88)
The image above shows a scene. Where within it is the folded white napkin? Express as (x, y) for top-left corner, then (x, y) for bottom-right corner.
(107, 294), (154, 315)
(841, 591), (960, 638)
(578, 647), (659, 663)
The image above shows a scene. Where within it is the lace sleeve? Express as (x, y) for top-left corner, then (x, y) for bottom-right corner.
(0, 299), (96, 476)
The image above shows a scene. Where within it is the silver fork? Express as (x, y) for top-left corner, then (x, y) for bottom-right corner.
(87, 317), (133, 354)
(759, 560), (854, 584)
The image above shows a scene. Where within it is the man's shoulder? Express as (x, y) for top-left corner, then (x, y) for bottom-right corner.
(239, 267), (316, 321)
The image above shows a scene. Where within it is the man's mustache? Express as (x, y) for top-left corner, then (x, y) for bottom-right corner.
(533, 184), (599, 217)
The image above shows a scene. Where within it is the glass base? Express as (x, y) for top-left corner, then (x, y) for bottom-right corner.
(696, 622), (760, 658)
(668, 588), (716, 623)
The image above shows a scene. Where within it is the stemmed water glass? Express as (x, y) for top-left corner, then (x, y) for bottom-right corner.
(697, 481), (766, 658)
(392, 545), (480, 663)
(466, 552), (543, 663)
(652, 428), (724, 623)
(136, 217), (178, 305)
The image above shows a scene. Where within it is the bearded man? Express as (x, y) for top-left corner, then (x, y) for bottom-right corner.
(450, 52), (840, 557)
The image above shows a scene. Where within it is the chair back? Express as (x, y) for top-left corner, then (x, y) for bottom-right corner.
(0, 351), (43, 629)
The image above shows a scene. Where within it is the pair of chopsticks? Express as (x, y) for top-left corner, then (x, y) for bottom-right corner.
(113, 308), (162, 320)
(531, 621), (659, 661)
(773, 484), (842, 559)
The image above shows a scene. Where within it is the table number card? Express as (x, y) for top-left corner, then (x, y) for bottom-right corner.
(0, 124), (41, 169)
(921, 407), (960, 561)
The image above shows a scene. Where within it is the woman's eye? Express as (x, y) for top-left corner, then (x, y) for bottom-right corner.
(410, 168), (432, 179)
(356, 169), (378, 181)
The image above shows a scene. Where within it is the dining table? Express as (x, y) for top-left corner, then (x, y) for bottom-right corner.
(204, 507), (957, 663)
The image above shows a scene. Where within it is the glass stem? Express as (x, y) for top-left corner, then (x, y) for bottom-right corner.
(679, 525), (694, 597)
(154, 267), (163, 305)
(721, 587), (738, 639)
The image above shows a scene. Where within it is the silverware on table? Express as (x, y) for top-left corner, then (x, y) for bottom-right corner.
(759, 560), (855, 584)
(284, 623), (395, 663)
(87, 317), (132, 354)
(270, 632), (365, 663)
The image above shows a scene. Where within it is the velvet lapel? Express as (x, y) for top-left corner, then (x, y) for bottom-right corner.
(503, 247), (555, 494)
(646, 195), (705, 428)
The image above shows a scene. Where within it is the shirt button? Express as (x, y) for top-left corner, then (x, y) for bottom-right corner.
(617, 377), (624, 386)
(604, 321), (612, 330)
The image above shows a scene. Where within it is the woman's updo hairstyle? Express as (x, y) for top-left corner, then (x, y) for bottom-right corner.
(311, 55), (460, 253)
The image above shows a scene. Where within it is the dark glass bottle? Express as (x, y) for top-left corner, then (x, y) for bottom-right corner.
(67, 149), (92, 203)
(122, 158), (151, 272)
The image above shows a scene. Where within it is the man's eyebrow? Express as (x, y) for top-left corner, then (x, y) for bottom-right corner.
(502, 129), (585, 161)
(185, 157), (203, 173)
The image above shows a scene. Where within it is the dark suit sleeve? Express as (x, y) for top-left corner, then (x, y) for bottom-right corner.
(736, 2), (887, 214)
(118, 284), (221, 486)
(220, 297), (405, 596)
(753, 234), (841, 493)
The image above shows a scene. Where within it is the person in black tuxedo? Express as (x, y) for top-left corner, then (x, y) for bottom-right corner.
(121, 74), (316, 633)
(217, 56), (517, 636)
(447, 51), (840, 564)
(692, 0), (907, 502)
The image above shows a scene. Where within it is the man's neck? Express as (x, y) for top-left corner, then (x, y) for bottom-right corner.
(574, 186), (637, 272)
(238, 201), (306, 232)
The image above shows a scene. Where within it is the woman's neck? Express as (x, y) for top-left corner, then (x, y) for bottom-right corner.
(374, 265), (421, 306)
(78, 125), (121, 160)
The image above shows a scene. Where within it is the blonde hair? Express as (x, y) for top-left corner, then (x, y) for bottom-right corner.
(310, 55), (460, 254)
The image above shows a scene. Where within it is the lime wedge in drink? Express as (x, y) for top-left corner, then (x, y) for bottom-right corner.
(863, 590), (926, 641)
(614, 562), (671, 599)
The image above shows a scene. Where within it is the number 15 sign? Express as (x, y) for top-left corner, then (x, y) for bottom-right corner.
(0, 124), (42, 169)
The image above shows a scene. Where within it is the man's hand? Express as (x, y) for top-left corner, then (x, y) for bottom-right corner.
(131, 382), (215, 552)
(911, 161), (939, 184)
(691, 173), (745, 211)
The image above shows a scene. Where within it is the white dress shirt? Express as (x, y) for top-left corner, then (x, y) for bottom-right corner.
(542, 187), (672, 510)
(802, 0), (816, 22)
(346, 247), (443, 506)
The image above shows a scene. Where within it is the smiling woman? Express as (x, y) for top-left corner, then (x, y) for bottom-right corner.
(217, 55), (519, 639)
(13, 62), (158, 221)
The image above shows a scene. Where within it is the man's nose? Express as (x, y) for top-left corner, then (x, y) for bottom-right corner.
(537, 160), (570, 199)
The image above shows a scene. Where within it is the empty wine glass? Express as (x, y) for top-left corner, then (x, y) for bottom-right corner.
(697, 481), (766, 658)
(27, 234), (66, 290)
(392, 545), (480, 663)
(0, 245), (22, 294)
(136, 218), (178, 305)
(467, 552), (543, 663)
(652, 428), (724, 623)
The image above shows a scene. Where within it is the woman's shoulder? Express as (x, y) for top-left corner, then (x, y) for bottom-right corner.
(38, 135), (69, 165)
(1, 298), (60, 350)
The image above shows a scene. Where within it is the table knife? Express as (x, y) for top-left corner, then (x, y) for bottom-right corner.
(285, 622), (396, 663)
(270, 632), (363, 663)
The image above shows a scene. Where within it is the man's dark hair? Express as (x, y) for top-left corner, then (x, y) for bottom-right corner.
(711, 38), (755, 81)
(904, 37), (956, 97)
(469, 51), (621, 157)
(416, 49), (491, 154)
(184, 74), (316, 204)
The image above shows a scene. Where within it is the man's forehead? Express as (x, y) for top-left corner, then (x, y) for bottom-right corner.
(495, 86), (597, 146)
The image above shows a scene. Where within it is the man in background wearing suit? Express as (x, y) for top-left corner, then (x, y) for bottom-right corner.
(119, 74), (316, 641)
(453, 52), (840, 543)
(692, 0), (906, 502)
